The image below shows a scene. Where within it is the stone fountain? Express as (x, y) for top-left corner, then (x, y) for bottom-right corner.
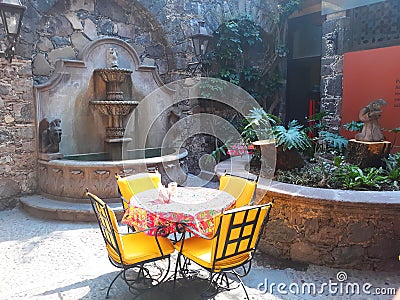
(27, 38), (187, 217)
(90, 48), (139, 160)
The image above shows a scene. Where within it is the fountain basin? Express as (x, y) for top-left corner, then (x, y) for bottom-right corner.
(38, 147), (188, 202)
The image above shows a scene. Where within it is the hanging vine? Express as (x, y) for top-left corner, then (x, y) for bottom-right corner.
(202, 0), (302, 116)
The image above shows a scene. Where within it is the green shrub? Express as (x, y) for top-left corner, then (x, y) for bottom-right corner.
(328, 165), (390, 191)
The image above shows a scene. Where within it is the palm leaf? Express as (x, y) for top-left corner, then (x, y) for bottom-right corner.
(319, 131), (348, 151)
(273, 120), (311, 151)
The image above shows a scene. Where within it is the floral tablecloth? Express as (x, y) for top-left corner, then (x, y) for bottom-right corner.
(121, 187), (236, 236)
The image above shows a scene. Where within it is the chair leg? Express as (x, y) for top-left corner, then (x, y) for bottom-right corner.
(106, 270), (124, 298)
(200, 272), (219, 299)
(232, 272), (250, 300)
(173, 252), (182, 288)
(122, 259), (172, 293)
(204, 271), (250, 300)
(157, 257), (171, 284)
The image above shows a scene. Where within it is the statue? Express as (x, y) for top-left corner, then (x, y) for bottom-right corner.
(39, 118), (62, 153)
(355, 99), (387, 142)
(106, 48), (119, 68)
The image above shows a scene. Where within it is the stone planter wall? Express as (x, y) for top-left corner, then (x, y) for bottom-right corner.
(216, 156), (400, 271)
(256, 181), (400, 271)
(0, 59), (37, 210)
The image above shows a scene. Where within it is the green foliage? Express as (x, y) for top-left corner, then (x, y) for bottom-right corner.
(271, 0), (302, 23)
(204, 17), (284, 106)
(275, 165), (324, 186)
(385, 127), (400, 134)
(241, 108), (280, 144)
(273, 120), (312, 151)
(383, 152), (400, 181)
(318, 131), (348, 152)
(245, 107), (281, 127)
(212, 18), (262, 62)
(329, 165), (389, 190)
(240, 108), (311, 152)
(209, 143), (228, 162)
(198, 77), (230, 99)
(333, 155), (344, 167)
(343, 121), (363, 131)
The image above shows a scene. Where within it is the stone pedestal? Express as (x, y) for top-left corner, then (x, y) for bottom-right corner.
(252, 140), (277, 177)
(345, 139), (391, 168)
(105, 138), (132, 161)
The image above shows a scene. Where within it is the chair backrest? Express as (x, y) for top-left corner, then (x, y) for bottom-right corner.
(219, 174), (257, 207)
(116, 171), (161, 209)
(211, 203), (272, 266)
(87, 192), (125, 264)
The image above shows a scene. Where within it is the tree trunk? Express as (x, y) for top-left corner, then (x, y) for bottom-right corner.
(345, 139), (391, 168)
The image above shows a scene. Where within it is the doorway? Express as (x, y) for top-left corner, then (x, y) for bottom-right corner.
(286, 12), (322, 125)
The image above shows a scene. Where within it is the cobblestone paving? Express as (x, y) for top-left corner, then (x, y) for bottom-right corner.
(0, 207), (399, 300)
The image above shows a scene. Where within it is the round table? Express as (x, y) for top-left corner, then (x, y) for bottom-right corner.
(121, 187), (236, 236)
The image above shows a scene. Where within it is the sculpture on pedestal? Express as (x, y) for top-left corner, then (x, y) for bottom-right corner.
(355, 99), (387, 142)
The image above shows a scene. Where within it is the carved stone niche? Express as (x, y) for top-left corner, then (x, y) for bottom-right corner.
(38, 118), (64, 161)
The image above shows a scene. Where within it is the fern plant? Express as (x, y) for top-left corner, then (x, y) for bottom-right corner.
(241, 107), (279, 144)
(318, 131), (348, 152)
(273, 120), (311, 151)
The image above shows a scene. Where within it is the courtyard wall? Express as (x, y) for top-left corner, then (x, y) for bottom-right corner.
(0, 59), (37, 209)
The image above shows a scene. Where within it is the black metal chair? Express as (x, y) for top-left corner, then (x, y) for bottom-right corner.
(86, 191), (175, 298)
(174, 201), (273, 299)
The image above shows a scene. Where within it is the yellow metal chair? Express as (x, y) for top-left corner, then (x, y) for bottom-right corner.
(115, 171), (162, 210)
(219, 173), (257, 207)
(175, 202), (273, 299)
(86, 191), (174, 298)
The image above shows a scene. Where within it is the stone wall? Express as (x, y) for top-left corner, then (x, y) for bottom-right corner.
(320, 12), (348, 133)
(18, 0), (275, 85)
(22, 0), (171, 85)
(16, 0), (277, 174)
(257, 182), (400, 271)
(0, 59), (37, 210)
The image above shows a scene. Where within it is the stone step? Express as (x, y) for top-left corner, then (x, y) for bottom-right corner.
(20, 195), (124, 222)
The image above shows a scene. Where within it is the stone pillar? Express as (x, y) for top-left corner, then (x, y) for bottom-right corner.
(0, 59), (37, 210)
(320, 11), (350, 133)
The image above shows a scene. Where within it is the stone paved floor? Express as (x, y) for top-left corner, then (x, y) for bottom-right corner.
(0, 206), (399, 300)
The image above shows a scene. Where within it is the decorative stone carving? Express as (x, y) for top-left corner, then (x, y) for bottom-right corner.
(39, 118), (62, 153)
(90, 47), (138, 160)
(106, 47), (119, 68)
(355, 99), (387, 142)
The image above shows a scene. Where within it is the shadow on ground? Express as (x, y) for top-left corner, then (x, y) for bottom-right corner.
(35, 271), (219, 300)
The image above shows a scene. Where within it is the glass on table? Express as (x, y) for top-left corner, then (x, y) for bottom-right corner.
(157, 183), (170, 203)
(168, 182), (177, 199)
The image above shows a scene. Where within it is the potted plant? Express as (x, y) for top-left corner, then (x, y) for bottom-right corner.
(241, 108), (311, 171)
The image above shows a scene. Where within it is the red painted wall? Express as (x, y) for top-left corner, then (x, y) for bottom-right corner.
(341, 46), (400, 151)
